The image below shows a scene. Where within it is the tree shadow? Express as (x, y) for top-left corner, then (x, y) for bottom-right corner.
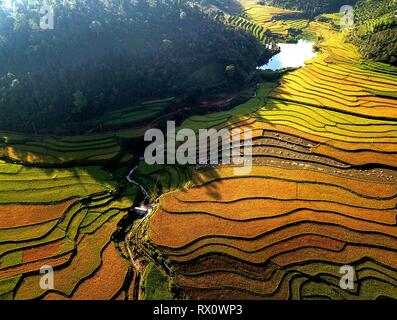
(176, 113), (268, 201)
(0, 133), (119, 204)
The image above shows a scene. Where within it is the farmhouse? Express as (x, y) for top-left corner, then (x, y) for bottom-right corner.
(134, 204), (153, 216)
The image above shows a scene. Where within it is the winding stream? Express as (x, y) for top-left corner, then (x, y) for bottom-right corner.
(126, 165), (149, 201)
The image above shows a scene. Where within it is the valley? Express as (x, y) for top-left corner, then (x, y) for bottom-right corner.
(0, 0), (396, 301)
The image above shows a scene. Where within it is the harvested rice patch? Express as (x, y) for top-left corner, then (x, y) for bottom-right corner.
(21, 239), (70, 264)
(163, 222), (397, 257)
(170, 240), (397, 268)
(0, 199), (77, 229)
(177, 178), (397, 209)
(272, 245), (397, 269)
(258, 122), (397, 153)
(313, 144), (397, 167)
(184, 287), (264, 300)
(68, 242), (130, 300)
(43, 242), (130, 300)
(169, 233), (346, 258)
(161, 196), (397, 225)
(0, 252), (73, 280)
(14, 212), (125, 299)
(167, 234), (346, 264)
(191, 167), (397, 199)
(176, 269), (294, 298)
(150, 209), (397, 249)
(174, 254), (277, 279)
(0, 226), (66, 259)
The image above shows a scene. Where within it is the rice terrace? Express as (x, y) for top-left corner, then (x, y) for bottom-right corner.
(0, 0), (397, 305)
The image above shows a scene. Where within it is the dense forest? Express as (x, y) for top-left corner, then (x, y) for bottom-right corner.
(0, 0), (268, 133)
(197, 0), (243, 14)
(352, 0), (397, 65)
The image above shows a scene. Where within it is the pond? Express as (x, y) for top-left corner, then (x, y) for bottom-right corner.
(259, 40), (317, 71)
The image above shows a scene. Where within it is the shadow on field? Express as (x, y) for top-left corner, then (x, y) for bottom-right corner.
(0, 141), (117, 201)
(190, 167), (223, 200)
(176, 114), (263, 201)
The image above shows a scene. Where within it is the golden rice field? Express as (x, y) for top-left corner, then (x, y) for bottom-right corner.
(146, 19), (397, 300)
(237, 0), (305, 36)
(0, 163), (137, 300)
(1, 6), (397, 301)
(228, 16), (277, 47)
(271, 23), (397, 120)
(0, 97), (177, 300)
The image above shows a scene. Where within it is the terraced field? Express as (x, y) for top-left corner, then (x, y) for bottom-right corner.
(0, 163), (137, 300)
(237, 0), (307, 36)
(0, 97), (175, 166)
(145, 19), (397, 300)
(228, 14), (308, 48)
(99, 98), (175, 130)
(0, 133), (125, 166)
(271, 22), (397, 120)
(1, 2), (396, 301)
(228, 16), (278, 48)
(135, 163), (192, 198)
(0, 98), (176, 300)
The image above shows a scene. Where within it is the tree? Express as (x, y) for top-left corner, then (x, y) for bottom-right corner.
(72, 90), (88, 114)
(226, 64), (236, 73)
(0, 0), (267, 133)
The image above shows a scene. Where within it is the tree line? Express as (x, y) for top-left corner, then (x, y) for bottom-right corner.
(351, 0), (397, 65)
(0, 0), (269, 133)
(257, 0), (357, 18)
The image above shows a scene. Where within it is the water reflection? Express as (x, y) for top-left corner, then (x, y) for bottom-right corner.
(259, 40), (317, 71)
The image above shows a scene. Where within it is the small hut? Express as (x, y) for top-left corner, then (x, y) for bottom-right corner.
(134, 204), (153, 217)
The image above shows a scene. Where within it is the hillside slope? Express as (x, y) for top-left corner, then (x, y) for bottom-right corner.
(352, 0), (397, 65)
(0, 0), (268, 133)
